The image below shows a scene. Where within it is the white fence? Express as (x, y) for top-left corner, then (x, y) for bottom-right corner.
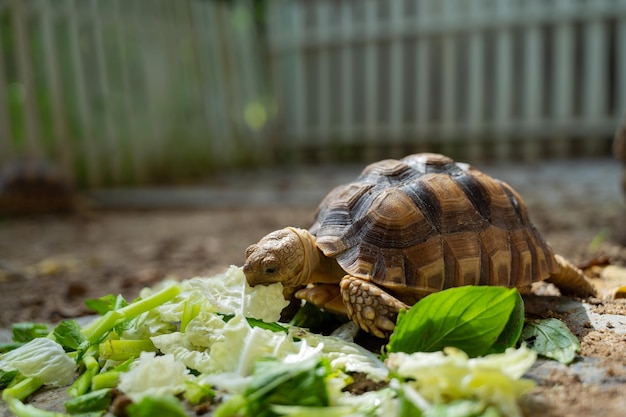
(0, 0), (624, 186)
(0, 0), (268, 186)
(267, 0), (624, 161)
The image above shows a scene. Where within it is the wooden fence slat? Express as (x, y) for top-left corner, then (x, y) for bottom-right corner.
(0, 4), (14, 164)
(315, 1), (331, 145)
(388, 0), (405, 145)
(493, 0), (514, 160)
(12, 0), (42, 157)
(66, 0), (99, 185)
(339, 0), (354, 142)
(551, 2), (575, 156)
(618, 17), (626, 118)
(363, 0), (379, 151)
(583, 16), (607, 154)
(465, 1), (486, 160)
(440, 0), (457, 143)
(90, 0), (121, 183)
(38, 0), (73, 179)
(521, 3), (543, 160)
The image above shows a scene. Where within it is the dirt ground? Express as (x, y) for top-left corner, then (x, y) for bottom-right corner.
(1, 158), (626, 416)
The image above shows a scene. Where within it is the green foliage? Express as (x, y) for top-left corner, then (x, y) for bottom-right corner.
(126, 395), (188, 417)
(388, 286), (524, 357)
(216, 357), (331, 417)
(521, 318), (580, 364)
(11, 323), (49, 343)
(64, 388), (113, 414)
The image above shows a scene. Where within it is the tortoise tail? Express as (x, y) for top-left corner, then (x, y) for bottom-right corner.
(546, 254), (597, 298)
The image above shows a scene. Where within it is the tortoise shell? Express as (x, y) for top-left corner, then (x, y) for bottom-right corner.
(308, 153), (558, 300)
(0, 160), (74, 215)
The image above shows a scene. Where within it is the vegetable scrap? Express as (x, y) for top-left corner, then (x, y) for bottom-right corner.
(0, 266), (579, 417)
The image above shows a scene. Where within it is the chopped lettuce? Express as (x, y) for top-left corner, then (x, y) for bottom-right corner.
(0, 337), (76, 387)
(118, 352), (192, 401)
(215, 356), (331, 417)
(0, 266), (539, 417)
(385, 346), (537, 417)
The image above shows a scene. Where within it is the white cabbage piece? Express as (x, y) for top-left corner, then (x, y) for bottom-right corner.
(385, 346), (537, 417)
(0, 337), (76, 387)
(186, 266), (289, 322)
(151, 266), (289, 324)
(118, 351), (192, 401)
(152, 314), (299, 377)
(298, 330), (388, 382)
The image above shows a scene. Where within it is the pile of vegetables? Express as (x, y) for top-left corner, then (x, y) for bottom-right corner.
(0, 266), (581, 417)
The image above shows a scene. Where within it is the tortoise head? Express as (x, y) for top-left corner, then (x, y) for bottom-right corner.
(243, 227), (316, 289)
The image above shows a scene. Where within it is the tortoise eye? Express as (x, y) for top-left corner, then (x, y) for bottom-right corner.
(265, 267), (276, 274)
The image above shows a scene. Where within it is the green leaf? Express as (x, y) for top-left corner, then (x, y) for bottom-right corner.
(64, 388), (113, 414)
(84, 294), (127, 315)
(220, 313), (290, 333)
(0, 369), (18, 388)
(520, 318), (580, 364)
(215, 357), (331, 417)
(126, 395), (187, 417)
(388, 286), (522, 358)
(53, 320), (87, 351)
(11, 323), (49, 343)
(487, 291), (525, 354)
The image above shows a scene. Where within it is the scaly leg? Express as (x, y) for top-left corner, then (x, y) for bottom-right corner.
(340, 275), (409, 339)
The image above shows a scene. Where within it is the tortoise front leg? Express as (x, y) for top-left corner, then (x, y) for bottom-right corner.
(295, 284), (348, 316)
(340, 275), (409, 339)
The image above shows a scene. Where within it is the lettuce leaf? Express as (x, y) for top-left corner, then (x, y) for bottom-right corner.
(0, 338), (76, 387)
(386, 346), (536, 417)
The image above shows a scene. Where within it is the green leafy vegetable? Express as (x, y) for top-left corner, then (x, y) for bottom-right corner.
(487, 292), (525, 355)
(216, 356), (331, 417)
(386, 346), (536, 417)
(126, 395), (188, 417)
(64, 388), (113, 413)
(0, 368), (18, 387)
(0, 338), (76, 387)
(220, 313), (289, 333)
(11, 323), (49, 343)
(53, 320), (87, 351)
(84, 294), (127, 315)
(388, 286), (523, 357)
(520, 318), (580, 364)
(98, 339), (156, 361)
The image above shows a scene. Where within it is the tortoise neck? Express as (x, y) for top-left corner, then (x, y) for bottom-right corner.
(286, 227), (321, 286)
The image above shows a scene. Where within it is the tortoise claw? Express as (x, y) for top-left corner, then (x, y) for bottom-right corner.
(340, 275), (409, 338)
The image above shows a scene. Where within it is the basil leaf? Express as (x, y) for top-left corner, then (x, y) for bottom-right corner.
(520, 318), (580, 364)
(388, 286), (522, 357)
(487, 291), (525, 354)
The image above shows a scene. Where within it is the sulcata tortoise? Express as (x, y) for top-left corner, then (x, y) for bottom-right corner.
(244, 153), (597, 338)
(0, 159), (75, 215)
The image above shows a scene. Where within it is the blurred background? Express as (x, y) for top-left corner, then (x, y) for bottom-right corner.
(1, 0), (626, 332)
(0, 0), (623, 188)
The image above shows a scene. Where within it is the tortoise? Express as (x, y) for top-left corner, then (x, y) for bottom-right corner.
(243, 153), (597, 338)
(0, 159), (76, 215)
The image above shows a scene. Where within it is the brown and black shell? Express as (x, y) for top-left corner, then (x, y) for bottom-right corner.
(0, 160), (74, 215)
(309, 153), (559, 302)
